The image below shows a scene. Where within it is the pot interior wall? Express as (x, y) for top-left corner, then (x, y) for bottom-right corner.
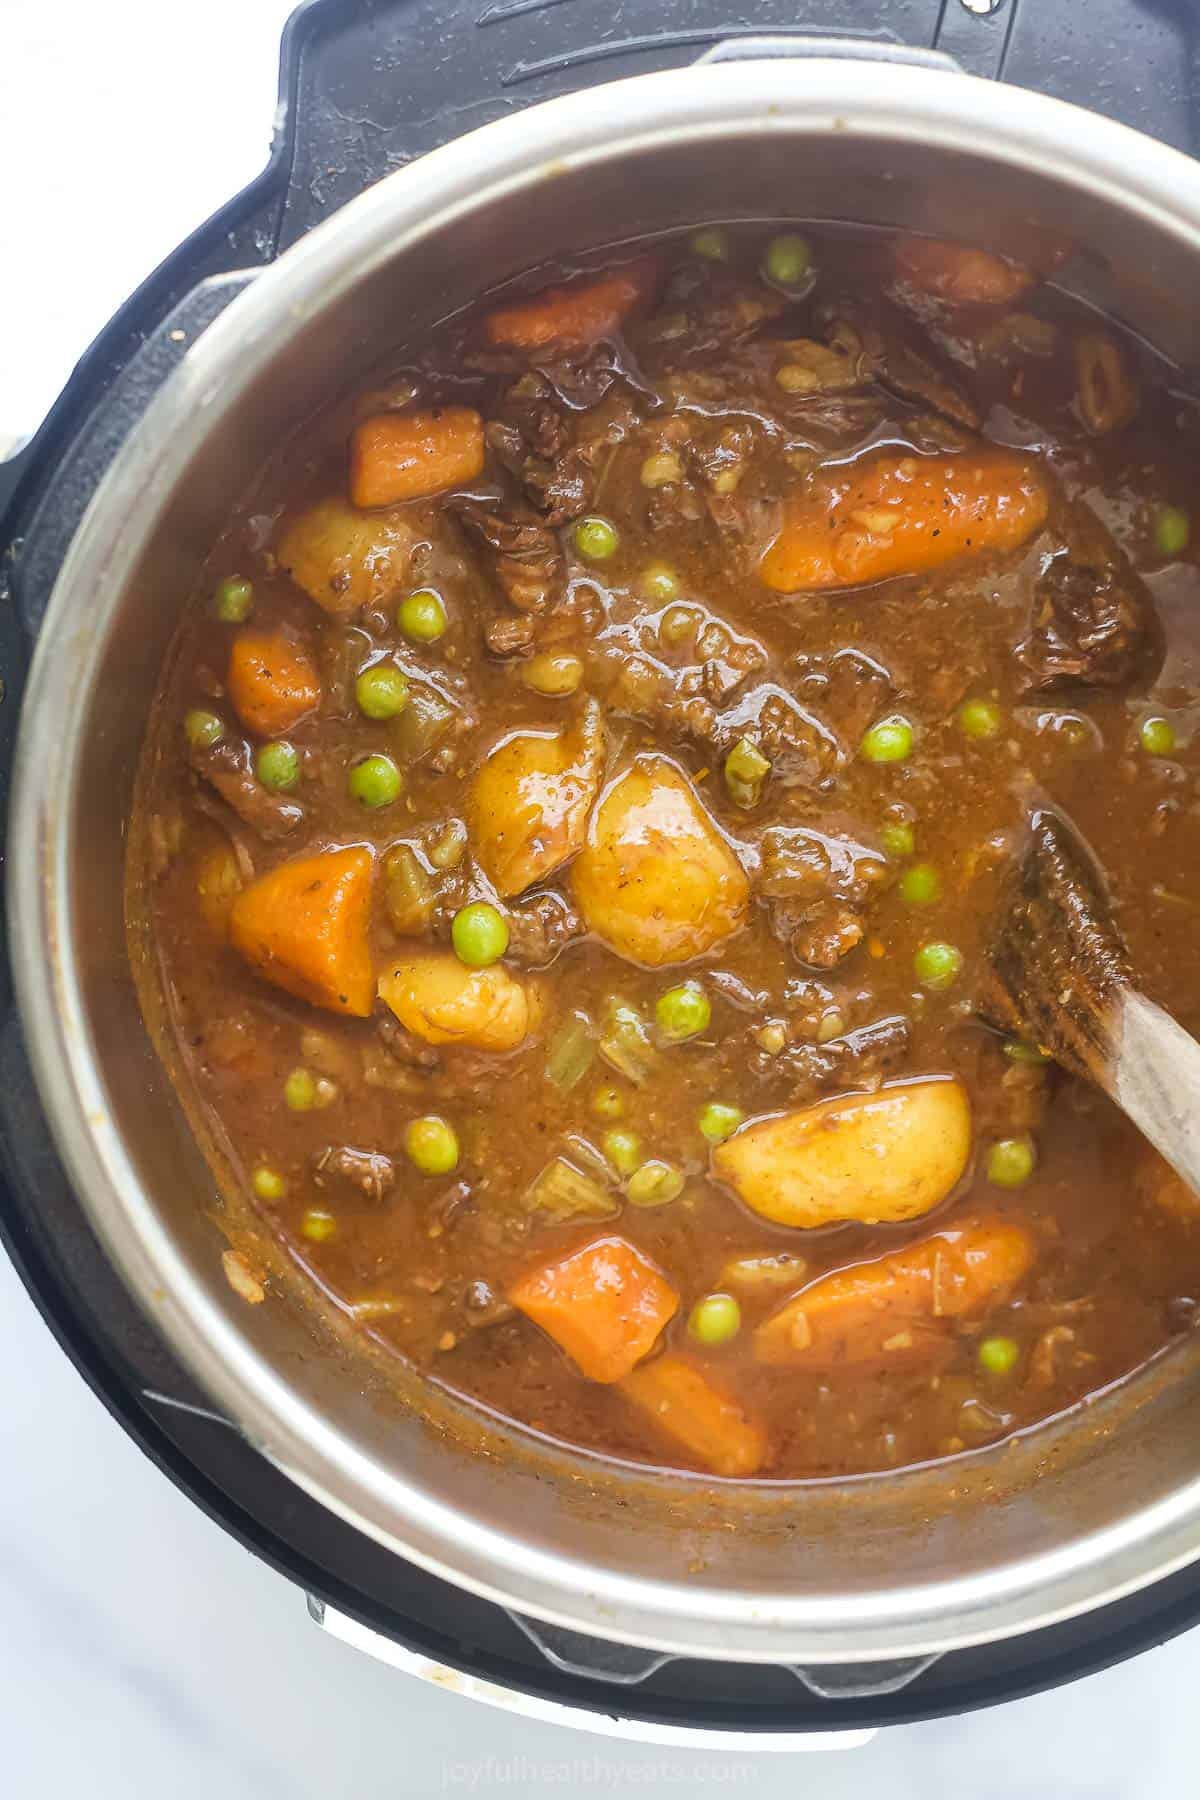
(45, 100), (1200, 1657)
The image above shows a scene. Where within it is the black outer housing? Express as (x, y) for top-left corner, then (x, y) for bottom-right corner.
(4, 0), (1200, 1733)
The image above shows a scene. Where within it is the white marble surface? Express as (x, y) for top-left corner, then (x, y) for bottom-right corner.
(4, 3), (1200, 1792)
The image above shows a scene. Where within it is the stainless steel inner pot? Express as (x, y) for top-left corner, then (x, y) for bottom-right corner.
(13, 53), (1200, 1668)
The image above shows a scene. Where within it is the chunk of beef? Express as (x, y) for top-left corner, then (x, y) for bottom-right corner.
(789, 648), (895, 760)
(377, 1009), (442, 1074)
(824, 300), (981, 431)
(452, 495), (565, 616)
(1018, 553), (1156, 693)
(505, 892), (585, 968)
(188, 737), (304, 841)
(484, 613), (537, 658)
(752, 1013), (913, 1097)
(759, 824), (889, 968)
(725, 686), (841, 790)
(634, 263), (787, 370)
(311, 1144), (397, 1203)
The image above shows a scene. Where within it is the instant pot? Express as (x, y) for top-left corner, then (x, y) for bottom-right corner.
(5, 0), (1200, 1745)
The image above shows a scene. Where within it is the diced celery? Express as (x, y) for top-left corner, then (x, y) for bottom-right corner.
(598, 1000), (659, 1085)
(545, 1011), (597, 1090)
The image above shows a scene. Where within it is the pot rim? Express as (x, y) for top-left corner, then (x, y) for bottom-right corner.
(13, 57), (1200, 1663)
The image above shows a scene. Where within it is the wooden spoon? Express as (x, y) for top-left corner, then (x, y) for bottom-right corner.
(981, 806), (1200, 1190)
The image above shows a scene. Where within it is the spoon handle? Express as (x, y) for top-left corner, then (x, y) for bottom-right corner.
(1109, 991), (1200, 1192)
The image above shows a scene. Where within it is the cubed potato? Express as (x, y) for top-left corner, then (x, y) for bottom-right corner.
(378, 952), (544, 1052)
(470, 699), (604, 897)
(571, 756), (749, 966)
(276, 496), (414, 618)
(712, 1077), (971, 1229)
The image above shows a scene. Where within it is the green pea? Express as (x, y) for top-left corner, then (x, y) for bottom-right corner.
(348, 753), (402, 808)
(301, 1208), (337, 1243)
(1140, 716), (1177, 756)
(256, 740), (300, 792)
(284, 1067), (317, 1112)
(978, 1334), (1020, 1376)
(451, 902), (509, 969)
(688, 1292), (742, 1347)
(958, 697), (1002, 741)
(1004, 1039), (1051, 1066)
(880, 821), (916, 860)
(214, 575), (255, 623)
(252, 1165), (286, 1202)
(573, 515), (619, 562)
(655, 982), (711, 1044)
(591, 1083), (626, 1120)
(724, 735), (771, 807)
(184, 708), (225, 750)
(860, 714), (914, 764)
(899, 862), (941, 906)
(642, 564), (681, 604)
(398, 588), (448, 643)
(355, 660), (409, 720)
(986, 1135), (1036, 1188)
(405, 1115), (460, 1176)
(626, 1159), (685, 1208)
(1155, 505), (1190, 558)
(763, 233), (812, 289)
(691, 227), (729, 262)
(603, 1128), (643, 1177)
(697, 1102), (744, 1145)
(914, 940), (963, 990)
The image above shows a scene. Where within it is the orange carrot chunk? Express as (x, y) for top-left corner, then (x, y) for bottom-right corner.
(227, 631), (321, 738)
(508, 1235), (679, 1383)
(754, 1217), (1035, 1370)
(483, 257), (658, 352)
(893, 236), (1033, 307)
(229, 846), (375, 1017)
(759, 448), (1048, 593)
(621, 1355), (766, 1477)
(350, 408), (485, 509)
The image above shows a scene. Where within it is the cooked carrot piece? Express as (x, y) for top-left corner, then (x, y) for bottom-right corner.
(227, 631), (321, 738)
(754, 1217), (1035, 1370)
(508, 1235), (679, 1383)
(483, 257), (658, 351)
(350, 408), (485, 509)
(620, 1355), (766, 1477)
(893, 236), (1033, 307)
(229, 846), (375, 1017)
(759, 448), (1048, 592)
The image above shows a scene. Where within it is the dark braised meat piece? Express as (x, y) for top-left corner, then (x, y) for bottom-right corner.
(1017, 554), (1156, 693)
(505, 892), (586, 968)
(377, 1009), (442, 1074)
(634, 262), (787, 370)
(759, 824), (888, 968)
(311, 1144), (397, 1202)
(729, 686), (841, 790)
(790, 648), (895, 759)
(188, 737), (304, 841)
(484, 614), (537, 658)
(824, 300), (981, 431)
(757, 1014), (913, 1096)
(461, 1277), (516, 1329)
(452, 496), (565, 617)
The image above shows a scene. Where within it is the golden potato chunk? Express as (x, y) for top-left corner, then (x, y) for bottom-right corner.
(712, 1077), (971, 1229)
(378, 952), (544, 1052)
(571, 756), (749, 967)
(276, 496), (413, 618)
(470, 700), (604, 898)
